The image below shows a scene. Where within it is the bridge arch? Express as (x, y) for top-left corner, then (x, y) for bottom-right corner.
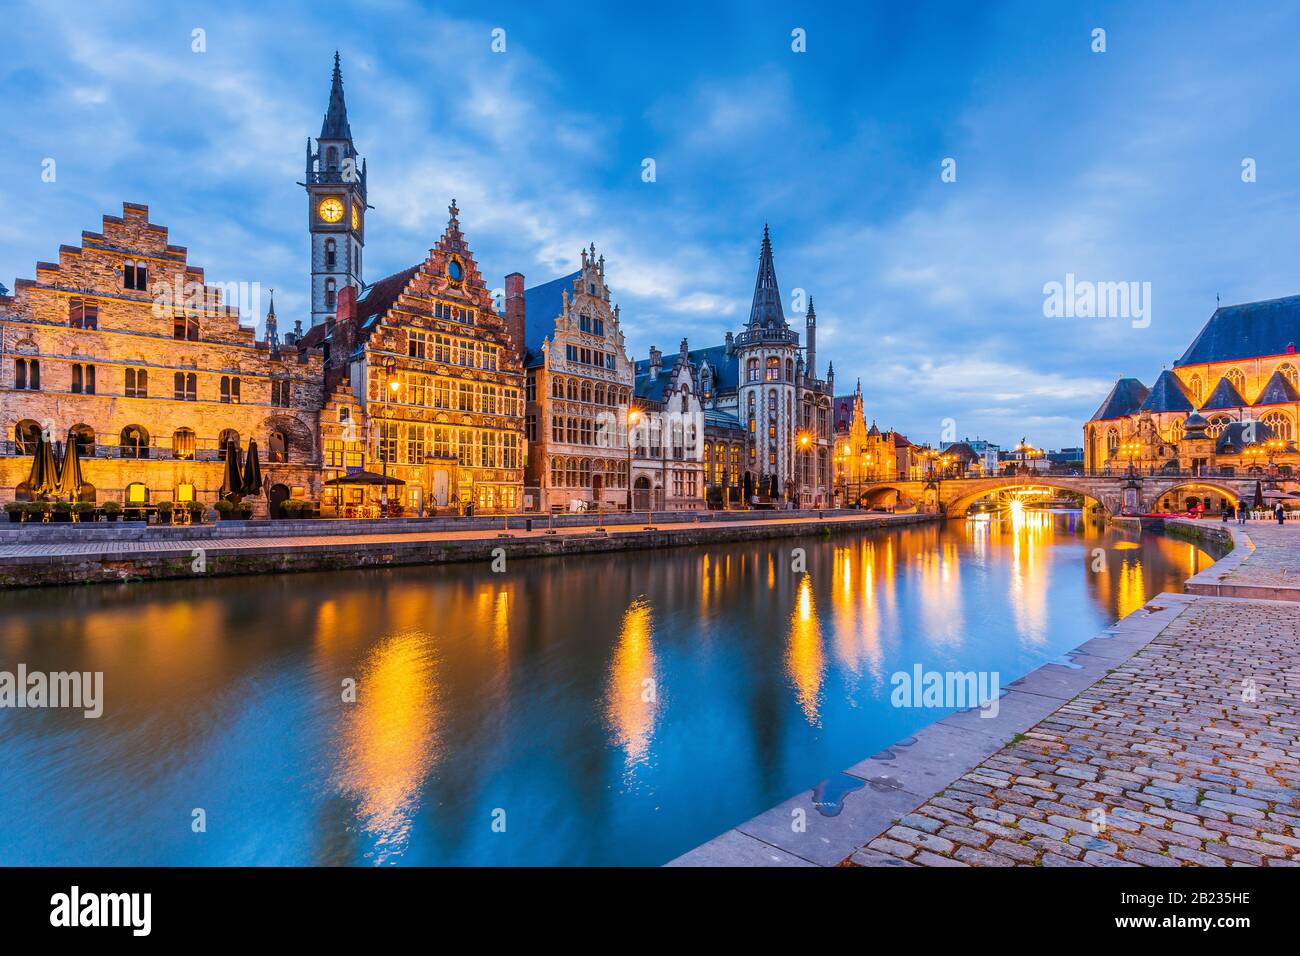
(943, 478), (1110, 517)
(1147, 480), (1242, 513)
(858, 484), (919, 511)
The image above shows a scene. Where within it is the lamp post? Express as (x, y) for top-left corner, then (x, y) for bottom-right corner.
(626, 407), (641, 512)
(796, 430), (811, 508)
(1120, 439), (1141, 478)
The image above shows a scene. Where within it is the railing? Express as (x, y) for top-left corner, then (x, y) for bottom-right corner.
(0, 439), (310, 465)
(733, 327), (798, 347)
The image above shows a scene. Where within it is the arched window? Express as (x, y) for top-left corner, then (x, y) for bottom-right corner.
(120, 425), (150, 459)
(1188, 374), (1203, 406)
(1106, 427), (1120, 456)
(1207, 415), (1232, 438)
(14, 357), (39, 390)
(1226, 367), (1246, 396)
(220, 376), (241, 404)
(567, 379), (579, 401)
(126, 482), (149, 505)
(326, 146), (339, 169)
(125, 367), (147, 398)
(324, 278), (336, 311)
(70, 424), (95, 457)
(581, 381), (592, 404)
(218, 429), (240, 458)
(552, 376), (565, 399)
(123, 260), (148, 291)
(786, 358), (794, 381)
(1280, 363), (1299, 390)
(269, 430), (289, 463)
(15, 420), (42, 454)
(1169, 418), (1185, 443)
(1261, 410), (1293, 441)
(174, 372), (197, 401)
(746, 357), (759, 383)
(325, 238), (337, 270)
(172, 428), (196, 461)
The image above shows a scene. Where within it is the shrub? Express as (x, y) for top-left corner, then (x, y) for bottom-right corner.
(30, 501), (52, 515)
(237, 499), (254, 516)
(72, 502), (96, 515)
(102, 501), (122, 514)
(52, 501), (72, 513)
(4, 502), (24, 514)
(213, 499), (235, 514)
(156, 501), (174, 513)
(187, 501), (205, 515)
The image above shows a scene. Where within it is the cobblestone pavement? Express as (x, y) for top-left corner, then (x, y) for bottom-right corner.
(1217, 522), (1300, 589)
(0, 512), (912, 559)
(847, 597), (1300, 867)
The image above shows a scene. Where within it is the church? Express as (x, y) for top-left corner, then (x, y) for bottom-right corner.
(1085, 294), (1300, 493)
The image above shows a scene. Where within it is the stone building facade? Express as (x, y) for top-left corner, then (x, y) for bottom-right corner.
(515, 246), (635, 512)
(1085, 294), (1300, 484)
(300, 202), (525, 514)
(632, 341), (706, 510)
(0, 202), (324, 511)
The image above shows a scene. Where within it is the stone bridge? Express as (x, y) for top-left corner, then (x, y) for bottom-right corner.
(854, 474), (1287, 517)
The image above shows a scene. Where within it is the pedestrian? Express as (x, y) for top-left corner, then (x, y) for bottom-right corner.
(1238, 503), (1247, 524)
(1276, 502), (1286, 525)
(1222, 503), (1233, 523)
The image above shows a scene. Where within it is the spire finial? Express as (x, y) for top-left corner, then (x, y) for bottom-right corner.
(449, 198), (459, 221)
(320, 51), (353, 142)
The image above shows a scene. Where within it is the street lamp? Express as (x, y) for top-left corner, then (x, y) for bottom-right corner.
(796, 430), (811, 507)
(1119, 439), (1141, 477)
(626, 407), (642, 512)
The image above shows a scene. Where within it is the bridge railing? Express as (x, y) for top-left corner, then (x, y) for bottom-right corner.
(857, 467), (1287, 484)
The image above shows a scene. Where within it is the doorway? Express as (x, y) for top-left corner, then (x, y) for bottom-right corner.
(269, 483), (290, 519)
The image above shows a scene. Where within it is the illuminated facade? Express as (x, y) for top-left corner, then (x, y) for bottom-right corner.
(1085, 294), (1300, 477)
(0, 202), (324, 511)
(514, 247), (635, 512)
(301, 202), (525, 513)
(632, 340), (706, 510)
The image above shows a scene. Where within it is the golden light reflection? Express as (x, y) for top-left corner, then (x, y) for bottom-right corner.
(604, 598), (658, 770)
(335, 633), (439, 863)
(1116, 557), (1146, 620)
(786, 574), (825, 725)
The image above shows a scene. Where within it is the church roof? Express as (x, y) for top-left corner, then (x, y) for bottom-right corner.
(1199, 375), (1248, 411)
(747, 224), (786, 330)
(1090, 377), (1149, 421)
(1253, 369), (1300, 406)
(320, 52), (353, 141)
(1175, 294), (1300, 367)
(522, 271), (581, 368)
(1140, 370), (1195, 413)
(1215, 419), (1279, 454)
(703, 408), (744, 432)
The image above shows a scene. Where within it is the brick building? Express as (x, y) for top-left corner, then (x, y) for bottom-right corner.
(0, 202), (324, 512)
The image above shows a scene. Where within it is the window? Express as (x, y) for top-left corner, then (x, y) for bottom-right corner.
(15, 421), (43, 454)
(377, 422), (397, 463)
(1188, 374), (1203, 406)
(70, 425), (95, 458)
(174, 314), (200, 341)
(272, 379), (291, 407)
(176, 484), (195, 503)
(220, 376), (241, 404)
(174, 372), (197, 401)
(409, 329), (429, 359)
(325, 278), (336, 311)
(1280, 364), (1299, 391)
(72, 363), (96, 394)
(123, 260), (148, 291)
(125, 367), (147, 398)
(766, 356), (780, 382)
(218, 429), (241, 458)
(120, 425), (150, 459)
(406, 426), (425, 465)
(172, 428), (196, 461)
(69, 298), (98, 329)
(269, 430), (289, 463)
(126, 482), (149, 504)
(326, 238), (337, 270)
(1262, 410), (1293, 441)
(1226, 367), (1246, 396)
(746, 358), (759, 383)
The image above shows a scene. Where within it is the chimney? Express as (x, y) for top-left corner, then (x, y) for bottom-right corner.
(649, 345), (662, 378)
(333, 283), (358, 369)
(504, 272), (526, 365)
(724, 330), (734, 356)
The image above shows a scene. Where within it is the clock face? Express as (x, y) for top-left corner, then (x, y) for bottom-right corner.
(318, 197), (345, 223)
(351, 203), (361, 231)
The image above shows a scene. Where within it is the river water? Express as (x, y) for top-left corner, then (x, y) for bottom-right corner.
(0, 511), (1211, 865)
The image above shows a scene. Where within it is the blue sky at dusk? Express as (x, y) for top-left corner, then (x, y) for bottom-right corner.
(3, 0), (1300, 448)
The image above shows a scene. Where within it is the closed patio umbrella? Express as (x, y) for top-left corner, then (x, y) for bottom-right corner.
(57, 429), (84, 499)
(27, 432), (59, 497)
(242, 440), (263, 497)
(219, 440), (244, 500)
(1253, 480), (1266, 511)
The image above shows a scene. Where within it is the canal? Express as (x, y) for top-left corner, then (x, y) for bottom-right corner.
(0, 511), (1212, 865)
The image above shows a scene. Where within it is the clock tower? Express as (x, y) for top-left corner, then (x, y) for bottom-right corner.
(305, 52), (367, 327)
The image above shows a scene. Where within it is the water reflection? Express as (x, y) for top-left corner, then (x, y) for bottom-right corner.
(0, 512), (1211, 866)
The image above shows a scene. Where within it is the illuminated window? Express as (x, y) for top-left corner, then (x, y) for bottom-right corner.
(126, 482), (148, 504)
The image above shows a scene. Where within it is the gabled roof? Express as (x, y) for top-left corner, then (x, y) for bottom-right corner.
(356, 266), (419, 327)
(634, 369), (673, 403)
(1090, 377), (1149, 421)
(634, 344), (739, 395)
(522, 271), (580, 367)
(1253, 369), (1300, 406)
(1199, 375), (1248, 411)
(1175, 294), (1300, 367)
(1140, 370), (1195, 413)
(833, 394), (855, 432)
(1215, 419), (1279, 454)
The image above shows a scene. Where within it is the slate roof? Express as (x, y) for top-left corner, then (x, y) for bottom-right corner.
(634, 369), (674, 403)
(522, 271), (580, 367)
(1175, 294), (1300, 367)
(1253, 369), (1300, 406)
(356, 265), (419, 328)
(1090, 377), (1149, 421)
(320, 52), (353, 141)
(1139, 370), (1195, 414)
(704, 408), (744, 432)
(833, 394), (855, 432)
(634, 345), (740, 396)
(1199, 375), (1248, 411)
(1215, 420), (1279, 454)
(747, 224), (786, 329)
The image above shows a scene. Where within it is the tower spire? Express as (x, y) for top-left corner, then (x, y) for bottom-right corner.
(748, 223), (786, 329)
(320, 51), (353, 141)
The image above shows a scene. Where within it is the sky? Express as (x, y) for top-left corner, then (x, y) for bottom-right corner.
(3, 0), (1300, 449)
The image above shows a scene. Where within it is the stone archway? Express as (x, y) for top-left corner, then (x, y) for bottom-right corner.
(268, 483), (290, 519)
